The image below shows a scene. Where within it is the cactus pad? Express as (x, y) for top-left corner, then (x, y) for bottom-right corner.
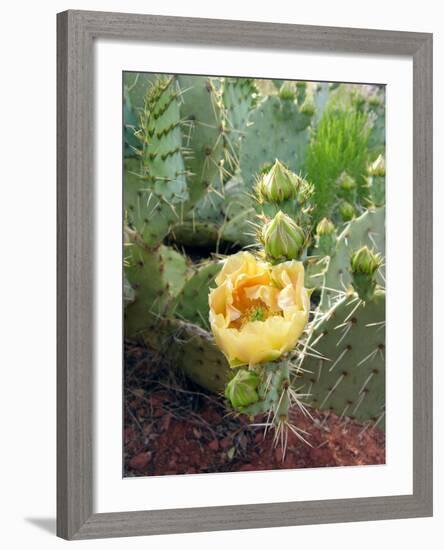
(124, 76), (189, 247)
(239, 95), (312, 188)
(172, 260), (222, 329)
(124, 239), (189, 337)
(142, 319), (231, 393)
(298, 289), (386, 429)
(319, 206), (385, 308)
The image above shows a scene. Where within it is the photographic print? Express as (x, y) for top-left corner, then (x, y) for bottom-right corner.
(123, 73), (386, 477)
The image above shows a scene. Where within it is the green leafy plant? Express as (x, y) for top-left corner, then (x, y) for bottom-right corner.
(306, 92), (372, 223)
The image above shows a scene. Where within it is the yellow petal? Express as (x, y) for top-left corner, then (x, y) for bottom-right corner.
(243, 284), (280, 312)
(209, 252), (310, 367)
(212, 307), (308, 367)
(215, 251), (269, 286)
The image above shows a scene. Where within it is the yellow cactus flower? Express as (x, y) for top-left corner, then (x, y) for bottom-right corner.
(209, 251), (310, 367)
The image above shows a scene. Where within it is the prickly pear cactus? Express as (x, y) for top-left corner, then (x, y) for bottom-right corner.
(256, 159), (314, 231)
(122, 73), (387, 448)
(227, 359), (312, 448)
(367, 155), (386, 207)
(222, 77), (257, 164)
(297, 289), (386, 429)
(125, 77), (189, 247)
(123, 85), (139, 157)
(239, 95), (312, 188)
(172, 260), (222, 329)
(142, 319), (230, 393)
(171, 177), (257, 249)
(322, 207), (385, 307)
(124, 72), (159, 114)
(178, 75), (225, 209)
(124, 234), (189, 337)
(367, 89), (386, 157)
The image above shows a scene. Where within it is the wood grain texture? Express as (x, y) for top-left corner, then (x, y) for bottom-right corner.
(412, 34), (433, 512)
(56, 9), (433, 540)
(57, 11), (94, 540)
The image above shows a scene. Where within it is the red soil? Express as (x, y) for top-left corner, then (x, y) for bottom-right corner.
(123, 343), (385, 477)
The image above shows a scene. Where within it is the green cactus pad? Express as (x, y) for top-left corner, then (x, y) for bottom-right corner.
(367, 89), (386, 157)
(123, 85), (139, 157)
(123, 72), (161, 114)
(170, 221), (221, 248)
(172, 260), (222, 329)
(178, 76), (226, 208)
(240, 361), (291, 419)
(317, 206), (385, 308)
(171, 177), (257, 249)
(124, 238), (189, 338)
(124, 160), (180, 247)
(123, 272), (136, 307)
(298, 289), (386, 429)
(124, 76), (189, 247)
(304, 255), (330, 290)
(142, 319), (231, 393)
(222, 77), (257, 165)
(367, 175), (385, 207)
(139, 76), (188, 202)
(239, 95), (312, 189)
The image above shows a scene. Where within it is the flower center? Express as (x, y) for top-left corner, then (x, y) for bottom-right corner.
(248, 305), (267, 322)
(230, 298), (278, 329)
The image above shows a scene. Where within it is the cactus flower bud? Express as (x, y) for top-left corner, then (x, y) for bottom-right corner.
(262, 211), (306, 262)
(368, 155), (385, 177)
(258, 159), (300, 204)
(339, 200), (356, 222)
(315, 217), (336, 255)
(300, 96), (315, 116)
(279, 81), (296, 101)
(350, 246), (383, 302)
(225, 369), (260, 409)
(350, 246), (382, 276)
(316, 217), (335, 237)
(338, 171), (357, 192)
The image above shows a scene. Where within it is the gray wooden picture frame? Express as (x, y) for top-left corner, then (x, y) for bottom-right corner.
(57, 9), (433, 540)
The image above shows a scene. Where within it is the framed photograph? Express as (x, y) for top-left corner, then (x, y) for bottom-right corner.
(57, 10), (433, 540)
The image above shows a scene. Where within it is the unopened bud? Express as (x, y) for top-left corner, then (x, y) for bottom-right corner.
(225, 370), (260, 409)
(338, 171), (357, 192)
(339, 201), (356, 222)
(315, 218), (336, 255)
(350, 246), (383, 302)
(316, 217), (335, 237)
(300, 95), (315, 116)
(350, 246), (382, 276)
(262, 211), (306, 262)
(279, 81), (296, 101)
(258, 159), (300, 204)
(368, 155), (385, 177)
